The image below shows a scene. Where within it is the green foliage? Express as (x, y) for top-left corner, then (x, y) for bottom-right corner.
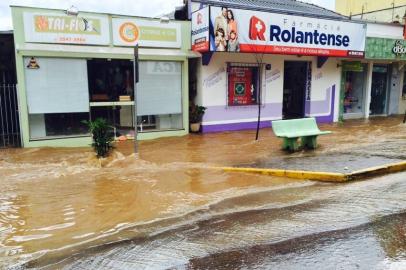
(82, 118), (114, 158)
(189, 104), (206, 123)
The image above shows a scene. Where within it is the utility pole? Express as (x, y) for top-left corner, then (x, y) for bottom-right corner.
(133, 45), (139, 155)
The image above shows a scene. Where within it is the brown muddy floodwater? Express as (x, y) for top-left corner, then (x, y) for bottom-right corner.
(0, 117), (406, 269)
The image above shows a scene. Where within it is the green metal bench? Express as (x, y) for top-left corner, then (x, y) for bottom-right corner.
(272, 118), (332, 151)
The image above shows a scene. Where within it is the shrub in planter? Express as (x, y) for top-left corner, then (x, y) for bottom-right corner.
(82, 118), (114, 158)
(189, 104), (206, 132)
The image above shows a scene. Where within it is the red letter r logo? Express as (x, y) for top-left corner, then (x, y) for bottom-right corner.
(249, 16), (266, 41)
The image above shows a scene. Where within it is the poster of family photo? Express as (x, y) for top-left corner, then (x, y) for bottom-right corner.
(212, 6), (240, 52)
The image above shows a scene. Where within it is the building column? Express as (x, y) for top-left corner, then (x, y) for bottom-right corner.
(364, 61), (374, 119)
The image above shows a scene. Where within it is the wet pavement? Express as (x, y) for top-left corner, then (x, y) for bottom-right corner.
(0, 117), (406, 269)
(242, 151), (405, 173)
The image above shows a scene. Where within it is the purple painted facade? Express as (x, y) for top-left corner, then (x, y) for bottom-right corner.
(202, 121), (272, 133)
(201, 86), (336, 133)
(203, 103), (282, 122)
(311, 85), (336, 123)
(201, 103), (281, 133)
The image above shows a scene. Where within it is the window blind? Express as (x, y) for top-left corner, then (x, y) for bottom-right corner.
(137, 61), (182, 116)
(25, 57), (90, 114)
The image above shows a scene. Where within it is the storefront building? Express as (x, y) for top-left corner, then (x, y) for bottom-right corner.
(190, 0), (367, 132)
(340, 22), (406, 120)
(11, 6), (194, 148)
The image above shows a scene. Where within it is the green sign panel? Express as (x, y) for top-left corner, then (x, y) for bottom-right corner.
(366, 37), (406, 60)
(234, 83), (245, 96)
(342, 61), (364, 72)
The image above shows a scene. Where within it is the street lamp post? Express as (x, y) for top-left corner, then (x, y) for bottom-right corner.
(133, 45), (139, 155)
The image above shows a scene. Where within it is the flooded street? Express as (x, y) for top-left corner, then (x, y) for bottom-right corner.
(1, 117), (406, 269)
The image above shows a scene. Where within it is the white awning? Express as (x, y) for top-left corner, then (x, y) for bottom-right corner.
(16, 43), (201, 58)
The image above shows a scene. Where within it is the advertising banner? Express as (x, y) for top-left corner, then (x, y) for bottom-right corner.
(209, 6), (366, 57)
(191, 6), (210, 52)
(113, 18), (181, 48)
(366, 37), (406, 60)
(23, 12), (110, 45)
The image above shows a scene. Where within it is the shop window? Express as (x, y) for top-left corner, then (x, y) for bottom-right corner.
(29, 113), (89, 139)
(24, 57), (90, 139)
(343, 64), (367, 114)
(227, 64), (260, 106)
(87, 59), (137, 139)
(136, 61), (183, 132)
(87, 59), (134, 102)
(91, 106), (134, 139)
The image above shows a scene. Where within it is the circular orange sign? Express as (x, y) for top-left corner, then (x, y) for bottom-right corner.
(119, 22), (139, 43)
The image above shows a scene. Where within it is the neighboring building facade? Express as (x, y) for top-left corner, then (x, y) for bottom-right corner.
(340, 22), (406, 120)
(351, 5), (406, 23)
(366, 22), (406, 116)
(336, 0), (406, 16)
(336, 0), (406, 23)
(0, 31), (20, 148)
(190, 0), (367, 132)
(11, 6), (195, 148)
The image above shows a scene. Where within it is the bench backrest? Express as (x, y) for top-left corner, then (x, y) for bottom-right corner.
(272, 118), (320, 136)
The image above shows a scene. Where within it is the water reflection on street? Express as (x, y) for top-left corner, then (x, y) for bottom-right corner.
(0, 117), (405, 269)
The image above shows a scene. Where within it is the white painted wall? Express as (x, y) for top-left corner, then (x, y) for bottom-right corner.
(311, 58), (342, 121)
(366, 22), (404, 39)
(199, 53), (285, 106)
(197, 53), (342, 125)
(399, 67), (406, 114)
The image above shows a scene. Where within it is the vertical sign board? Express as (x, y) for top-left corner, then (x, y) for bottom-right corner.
(305, 62), (312, 101)
(208, 6), (366, 57)
(191, 6), (210, 52)
(23, 12), (110, 45)
(112, 18), (181, 48)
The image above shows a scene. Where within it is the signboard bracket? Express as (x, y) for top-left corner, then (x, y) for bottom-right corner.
(317, 56), (329, 68)
(202, 52), (213, 65)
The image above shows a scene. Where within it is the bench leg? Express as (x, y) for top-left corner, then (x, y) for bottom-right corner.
(301, 136), (318, 149)
(282, 138), (299, 151)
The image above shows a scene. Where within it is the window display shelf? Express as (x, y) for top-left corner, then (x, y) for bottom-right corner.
(90, 101), (135, 107)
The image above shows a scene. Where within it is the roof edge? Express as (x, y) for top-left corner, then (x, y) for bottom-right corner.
(9, 5), (187, 22)
(194, 0), (349, 21)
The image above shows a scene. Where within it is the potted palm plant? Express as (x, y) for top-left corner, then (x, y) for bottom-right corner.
(82, 118), (114, 158)
(189, 103), (206, 133)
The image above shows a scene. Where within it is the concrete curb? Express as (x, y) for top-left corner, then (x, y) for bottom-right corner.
(216, 160), (406, 182)
(348, 161), (406, 181)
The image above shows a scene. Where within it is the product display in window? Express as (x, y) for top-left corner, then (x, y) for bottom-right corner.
(343, 69), (365, 114)
(88, 60), (134, 102)
(91, 106), (135, 139)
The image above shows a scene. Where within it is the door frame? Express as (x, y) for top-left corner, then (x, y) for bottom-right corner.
(341, 61), (369, 120)
(282, 60), (311, 119)
(370, 63), (391, 117)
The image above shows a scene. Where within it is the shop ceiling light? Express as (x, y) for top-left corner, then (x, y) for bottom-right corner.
(66, 5), (79, 16)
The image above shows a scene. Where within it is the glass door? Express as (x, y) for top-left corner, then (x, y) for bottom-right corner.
(343, 63), (367, 117)
(370, 65), (389, 115)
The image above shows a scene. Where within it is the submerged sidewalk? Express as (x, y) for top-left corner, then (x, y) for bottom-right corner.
(120, 116), (406, 182)
(119, 116), (406, 175)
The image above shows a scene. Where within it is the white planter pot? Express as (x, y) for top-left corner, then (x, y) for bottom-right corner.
(190, 123), (201, 133)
